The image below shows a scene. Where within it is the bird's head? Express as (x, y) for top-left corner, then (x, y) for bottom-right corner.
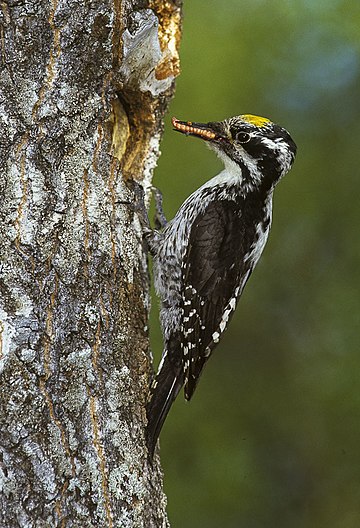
(172, 114), (297, 192)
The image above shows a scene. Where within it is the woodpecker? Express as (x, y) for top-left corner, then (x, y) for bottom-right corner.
(145, 114), (297, 458)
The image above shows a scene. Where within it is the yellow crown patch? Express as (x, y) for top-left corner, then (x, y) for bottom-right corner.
(241, 114), (271, 127)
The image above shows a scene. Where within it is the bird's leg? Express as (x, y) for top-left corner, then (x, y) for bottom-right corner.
(131, 181), (159, 256)
(152, 186), (168, 229)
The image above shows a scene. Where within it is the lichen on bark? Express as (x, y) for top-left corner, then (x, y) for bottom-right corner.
(0, 1), (182, 526)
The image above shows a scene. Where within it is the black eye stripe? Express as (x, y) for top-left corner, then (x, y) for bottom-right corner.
(243, 141), (272, 158)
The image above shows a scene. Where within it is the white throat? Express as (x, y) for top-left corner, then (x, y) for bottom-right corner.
(208, 142), (264, 193)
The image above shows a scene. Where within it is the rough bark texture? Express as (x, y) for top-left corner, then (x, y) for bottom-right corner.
(0, 1), (182, 526)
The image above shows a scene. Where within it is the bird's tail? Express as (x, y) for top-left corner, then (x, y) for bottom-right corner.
(146, 352), (183, 460)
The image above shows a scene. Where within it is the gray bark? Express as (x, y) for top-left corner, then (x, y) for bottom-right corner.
(0, 1), (182, 526)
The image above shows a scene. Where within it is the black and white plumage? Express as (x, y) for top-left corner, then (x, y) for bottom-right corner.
(145, 114), (297, 458)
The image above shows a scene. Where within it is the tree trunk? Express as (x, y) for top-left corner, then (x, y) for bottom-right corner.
(0, 1), (182, 526)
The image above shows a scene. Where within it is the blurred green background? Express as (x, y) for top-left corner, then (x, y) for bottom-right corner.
(149, 1), (360, 527)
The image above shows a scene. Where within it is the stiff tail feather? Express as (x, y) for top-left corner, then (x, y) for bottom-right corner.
(146, 353), (183, 460)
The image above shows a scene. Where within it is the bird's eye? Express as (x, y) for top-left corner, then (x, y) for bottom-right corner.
(235, 131), (251, 143)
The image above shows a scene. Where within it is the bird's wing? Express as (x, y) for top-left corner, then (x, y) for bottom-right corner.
(181, 199), (253, 400)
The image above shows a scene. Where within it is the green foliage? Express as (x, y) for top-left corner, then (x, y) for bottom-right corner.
(150, 1), (360, 526)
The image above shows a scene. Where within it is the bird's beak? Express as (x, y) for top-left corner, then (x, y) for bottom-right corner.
(172, 117), (221, 141)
